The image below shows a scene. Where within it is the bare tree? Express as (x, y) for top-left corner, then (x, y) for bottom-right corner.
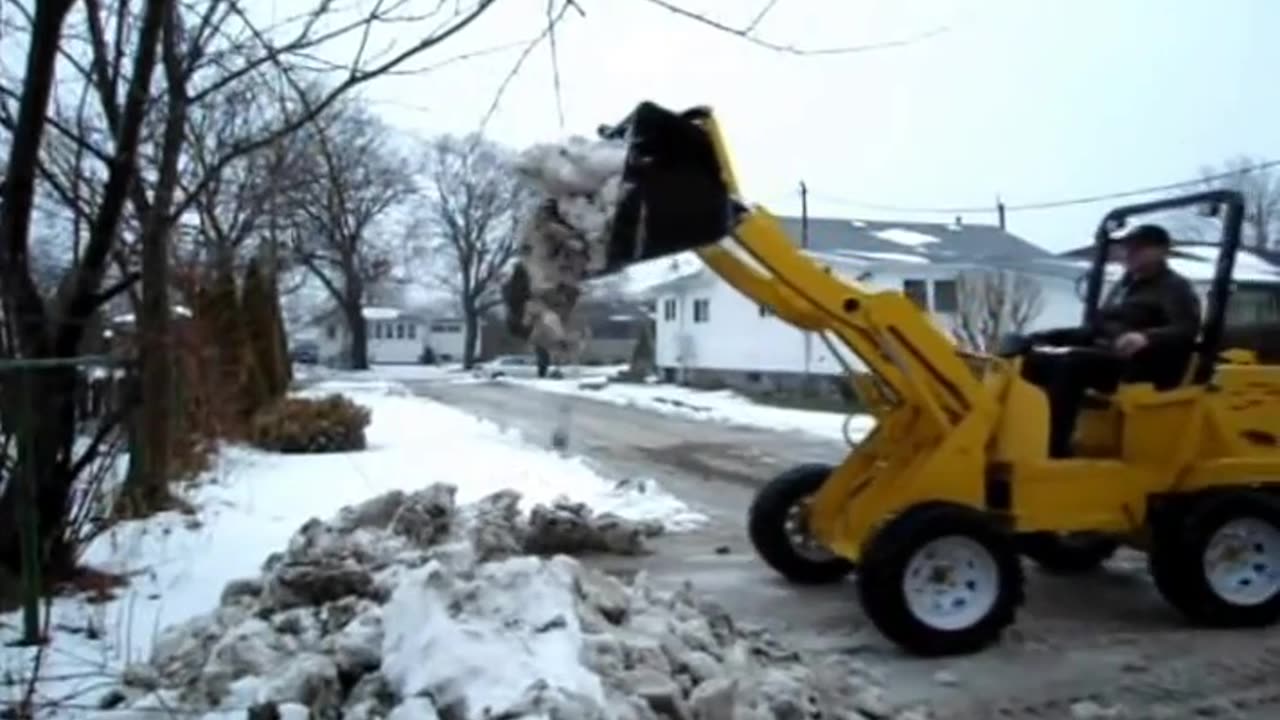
(951, 270), (1046, 353)
(0, 0), (502, 578)
(288, 97), (415, 370)
(1199, 155), (1280, 250)
(420, 134), (529, 368)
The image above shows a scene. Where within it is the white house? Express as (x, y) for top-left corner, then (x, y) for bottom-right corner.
(317, 306), (427, 364)
(311, 306), (483, 365)
(646, 216), (1280, 391)
(423, 317), (468, 363)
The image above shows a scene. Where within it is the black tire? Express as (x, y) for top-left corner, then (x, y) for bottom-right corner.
(1018, 532), (1119, 575)
(747, 464), (854, 585)
(857, 503), (1024, 657)
(1148, 491), (1280, 627)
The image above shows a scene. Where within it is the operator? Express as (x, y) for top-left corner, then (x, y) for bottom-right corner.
(1022, 224), (1202, 458)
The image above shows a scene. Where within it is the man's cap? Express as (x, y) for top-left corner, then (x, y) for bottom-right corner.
(1117, 224), (1172, 248)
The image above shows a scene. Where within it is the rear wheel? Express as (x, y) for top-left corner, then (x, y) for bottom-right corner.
(747, 464), (853, 585)
(858, 503), (1024, 657)
(1018, 532), (1118, 575)
(1149, 491), (1280, 627)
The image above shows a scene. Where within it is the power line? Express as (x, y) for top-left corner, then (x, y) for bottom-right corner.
(805, 159), (1280, 215)
(639, 0), (955, 56)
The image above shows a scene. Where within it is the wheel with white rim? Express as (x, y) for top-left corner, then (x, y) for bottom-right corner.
(1149, 491), (1280, 627)
(748, 464), (854, 585)
(857, 503), (1024, 657)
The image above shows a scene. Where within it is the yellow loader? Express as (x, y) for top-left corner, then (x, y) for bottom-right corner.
(531, 101), (1280, 657)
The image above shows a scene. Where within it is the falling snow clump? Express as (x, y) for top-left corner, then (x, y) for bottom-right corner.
(503, 135), (630, 360)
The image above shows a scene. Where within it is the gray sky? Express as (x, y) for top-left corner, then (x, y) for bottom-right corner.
(356, 0), (1278, 253)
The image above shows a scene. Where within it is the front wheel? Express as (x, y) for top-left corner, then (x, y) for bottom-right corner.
(747, 464), (853, 585)
(1149, 491), (1280, 627)
(858, 503), (1024, 657)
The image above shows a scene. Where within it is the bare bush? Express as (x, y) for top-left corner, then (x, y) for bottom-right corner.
(951, 270), (1046, 353)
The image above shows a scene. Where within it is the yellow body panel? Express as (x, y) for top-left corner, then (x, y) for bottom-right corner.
(679, 110), (1280, 562)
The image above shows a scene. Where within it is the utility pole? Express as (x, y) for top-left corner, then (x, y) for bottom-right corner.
(800, 180), (812, 392)
(996, 195), (1007, 230)
(800, 180), (810, 248)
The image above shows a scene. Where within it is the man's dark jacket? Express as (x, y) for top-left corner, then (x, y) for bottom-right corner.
(1097, 265), (1202, 348)
(1033, 264), (1203, 387)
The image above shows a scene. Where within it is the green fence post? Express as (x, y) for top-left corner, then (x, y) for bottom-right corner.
(18, 366), (42, 645)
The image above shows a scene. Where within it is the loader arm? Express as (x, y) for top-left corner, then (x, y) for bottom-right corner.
(680, 110), (996, 431)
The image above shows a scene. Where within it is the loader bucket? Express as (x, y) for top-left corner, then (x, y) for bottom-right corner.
(597, 101), (737, 273)
(502, 102), (737, 344)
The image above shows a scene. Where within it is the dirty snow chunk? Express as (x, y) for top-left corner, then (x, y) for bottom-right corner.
(324, 605), (384, 677)
(380, 556), (606, 717)
(872, 227), (940, 247)
(525, 500), (661, 556)
(389, 484), (457, 547)
(464, 489), (526, 561)
(260, 559), (377, 611)
(259, 653), (341, 711)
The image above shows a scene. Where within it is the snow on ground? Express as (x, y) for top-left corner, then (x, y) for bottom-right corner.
(502, 375), (875, 444)
(0, 376), (704, 717)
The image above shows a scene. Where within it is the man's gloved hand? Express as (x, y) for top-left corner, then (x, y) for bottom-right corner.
(1113, 331), (1149, 357)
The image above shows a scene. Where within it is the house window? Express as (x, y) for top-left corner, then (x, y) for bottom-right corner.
(431, 323), (462, 333)
(662, 298), (677, 321)
(396, 323), (406, 339)
(902, 279), (929, 310)
(408, 323), (417, 340)
(692, 298), (710, 323)
(933, 279), (960, 313)
(372, 323), (382, 340)
(326, 325), (336, 340)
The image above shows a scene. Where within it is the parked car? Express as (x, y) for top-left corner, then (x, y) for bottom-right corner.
(290, 341), (319, 364)
(475, 354), (563, 379)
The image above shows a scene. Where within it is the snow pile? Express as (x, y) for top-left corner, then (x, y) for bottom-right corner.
(504, 136), (630, 359)
(97, 484), (890, 720)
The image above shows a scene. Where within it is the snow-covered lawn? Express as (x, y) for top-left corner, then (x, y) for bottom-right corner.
(503, 376), (875, 444)
(0, 376), (703, 717)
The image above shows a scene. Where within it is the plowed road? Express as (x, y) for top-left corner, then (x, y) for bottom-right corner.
(412, 378), (1280, 718)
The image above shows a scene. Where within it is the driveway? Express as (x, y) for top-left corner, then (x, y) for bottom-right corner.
(410, 378), (1280, 718)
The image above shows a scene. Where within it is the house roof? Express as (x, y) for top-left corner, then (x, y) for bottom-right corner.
(628, 215), (1051, 296)
(774, 215), (1051, 264)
